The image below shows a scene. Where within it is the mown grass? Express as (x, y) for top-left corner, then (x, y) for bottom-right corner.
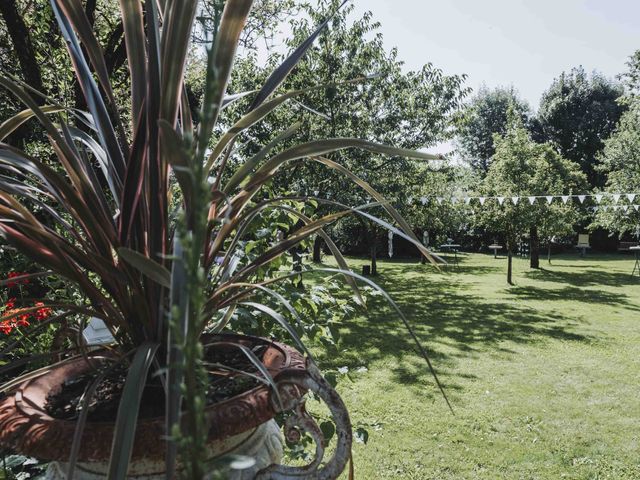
(313, 252), (640, 479)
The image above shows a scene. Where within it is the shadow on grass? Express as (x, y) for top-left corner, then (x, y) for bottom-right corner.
(317, 261), (593, 398)
(510, 284), (640, 310)
(524, 267), (638, 288)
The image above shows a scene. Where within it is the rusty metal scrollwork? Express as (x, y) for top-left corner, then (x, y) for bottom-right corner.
(256, 361), (352, 480)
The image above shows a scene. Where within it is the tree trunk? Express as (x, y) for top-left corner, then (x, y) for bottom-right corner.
(548, 241), (552, 264)
(529, 226), (540, 269)
(370, 232), (378, 276)
(312, 235), (323, 263)
(507, 240), (513, 285)
(292, 248), (304, 289)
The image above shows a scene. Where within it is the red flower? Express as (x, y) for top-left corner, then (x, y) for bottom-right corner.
(6, 272), (29, 288)
(5, 297), (15, 310)
(35, 302), (52, 321)
(16, 314), (30, 327)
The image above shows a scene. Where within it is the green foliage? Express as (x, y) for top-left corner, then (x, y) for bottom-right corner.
(456, 86), (532, 174)
(619, 49), (640, 101)
(593, 102), (640, 236)
(537, 66), (626, 188)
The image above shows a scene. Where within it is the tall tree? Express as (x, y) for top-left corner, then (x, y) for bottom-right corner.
(456, 86), (532, 175)
(594, 101), (640, 234)
(537, 67), (626, 188)
(478, 111), (585, 283)
(226, 0), (469, 272)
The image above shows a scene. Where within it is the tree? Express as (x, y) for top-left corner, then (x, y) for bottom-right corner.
(225, 0), (469, 272)
(594, 102), (640, 236)
(619, 49), (640, 101)
(537, 67), (626, 188)
(478, 111), (585, 284)
(456, 86), (532, 175)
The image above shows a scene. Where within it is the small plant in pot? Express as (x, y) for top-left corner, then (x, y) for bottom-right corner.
(0, 0), (446, 478)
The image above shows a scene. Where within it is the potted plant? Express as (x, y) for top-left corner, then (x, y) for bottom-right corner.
(0, 0), (444, 478)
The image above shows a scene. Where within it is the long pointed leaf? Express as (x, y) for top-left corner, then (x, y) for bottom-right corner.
(107, 343), (159, 480)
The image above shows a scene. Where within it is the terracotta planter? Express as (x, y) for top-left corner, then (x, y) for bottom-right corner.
(0, 334), (352, 479)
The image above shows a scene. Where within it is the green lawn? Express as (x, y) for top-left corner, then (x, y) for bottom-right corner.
(314, 252), (640, 479)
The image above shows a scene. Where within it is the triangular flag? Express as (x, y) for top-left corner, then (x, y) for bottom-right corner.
(613, 194), (621, 204)
(561, 195), (569, 204)
(497, 196), (505, 205)
(593, 206), (599, 212)
(627, 193), (636, 203)
(451, 197), (458, 204)
(436, 197), (444, 205)
(420, 196), (428, 205)
(528, 196), (536, 205)
(407, 196), (413, 204)
(464, 197), (471, 205)
(578, 195), (586, 204)
(613, 205), (620, 211)
(595, 194), (603, 204)
(479, 197), (486, 205)
(546, 196), (554, 204)
(623, 205), (629, 212)
(634, 205), (640, 211)
(602, 206), (609, 212)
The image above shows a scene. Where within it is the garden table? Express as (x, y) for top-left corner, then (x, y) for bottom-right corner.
(488, 244), (503, 259)
(440, 244), (461, 269)
(631, 246), (640, 277)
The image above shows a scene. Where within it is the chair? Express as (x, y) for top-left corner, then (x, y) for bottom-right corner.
(575, 234), (591, 257)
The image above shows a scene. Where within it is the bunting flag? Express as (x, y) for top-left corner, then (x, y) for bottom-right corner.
(623, 205), (630, 212)
(602, 206), (609, 212)
(408, 192), (640, 210)
(635, 205), (640, 211)
(593, 206), (599, 212)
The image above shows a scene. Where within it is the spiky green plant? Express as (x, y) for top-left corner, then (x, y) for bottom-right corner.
(0, 0), (446, 477)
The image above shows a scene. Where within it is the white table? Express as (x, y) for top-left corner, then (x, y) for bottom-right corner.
(488, 244), (503, 259)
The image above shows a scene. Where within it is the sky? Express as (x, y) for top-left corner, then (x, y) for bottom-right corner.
(350, 0), (639, 111)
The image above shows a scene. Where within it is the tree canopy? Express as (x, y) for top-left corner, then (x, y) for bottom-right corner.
(537, 67), (626, 188)
(456, 86), (532, 175)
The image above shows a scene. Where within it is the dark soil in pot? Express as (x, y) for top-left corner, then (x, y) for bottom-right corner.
(44, 342), (269, 422)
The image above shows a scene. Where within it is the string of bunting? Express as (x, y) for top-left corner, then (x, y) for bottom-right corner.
(408, 192), (640, 209)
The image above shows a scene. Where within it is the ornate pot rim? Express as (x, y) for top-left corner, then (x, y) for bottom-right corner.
(0, 333), (306, 462)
